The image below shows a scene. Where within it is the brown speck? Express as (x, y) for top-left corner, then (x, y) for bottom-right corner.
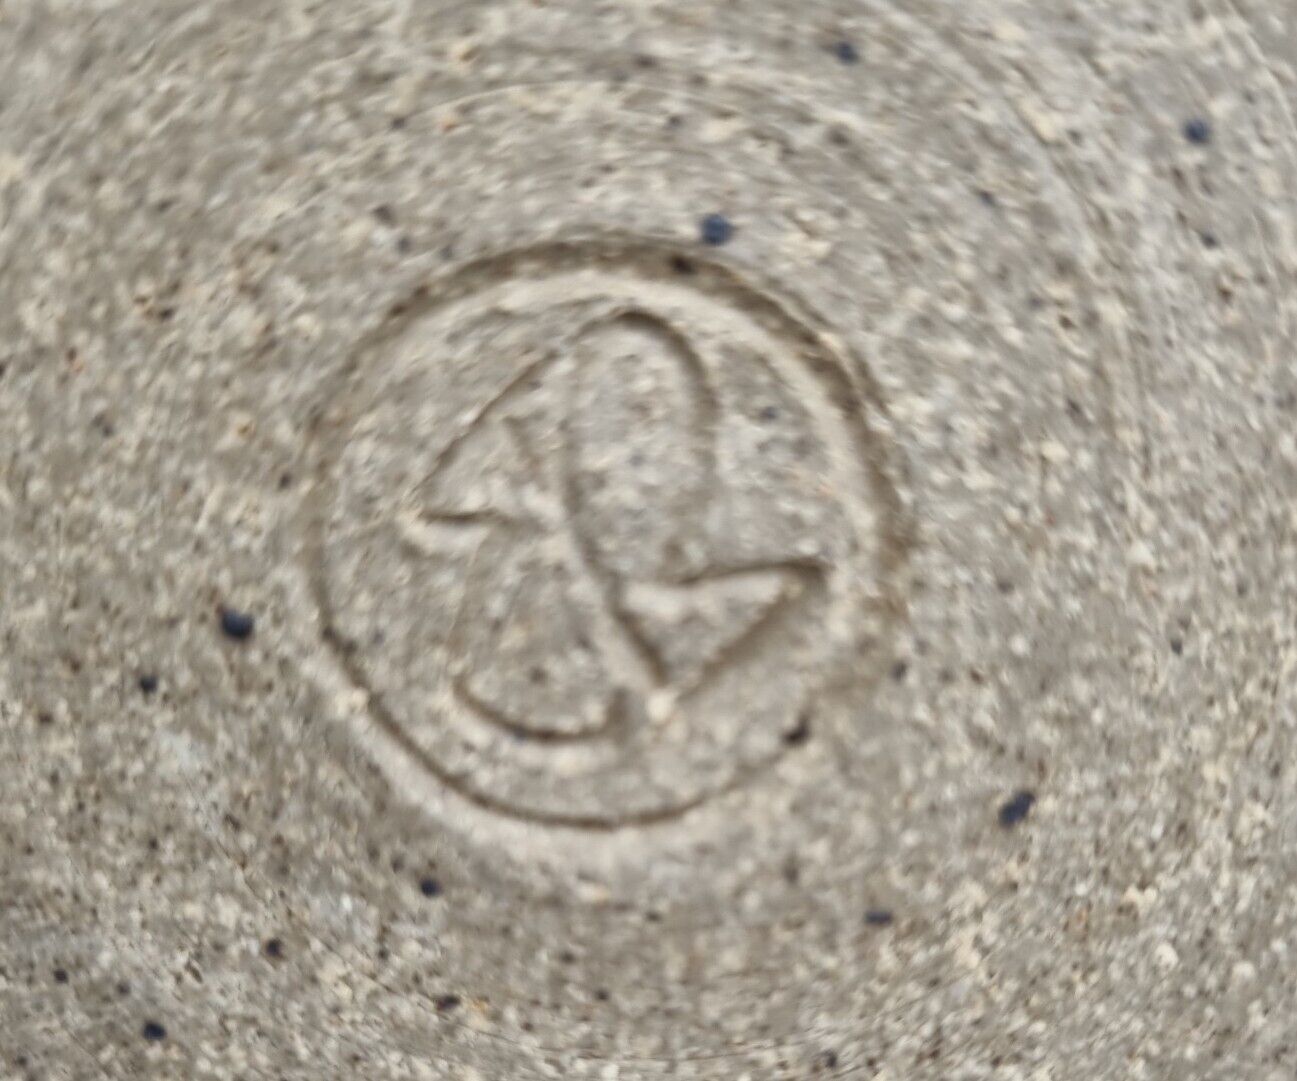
(782, 713), (812, 746)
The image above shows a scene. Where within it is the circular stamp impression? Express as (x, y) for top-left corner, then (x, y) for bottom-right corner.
(305, 239), (904, 832)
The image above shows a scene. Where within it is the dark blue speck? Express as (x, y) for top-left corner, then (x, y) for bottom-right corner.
(834, 40), (859, 65)
(141, 1020), (167, 1042)
(1182, 117), (1212, 145)
(420, 876), (443, 898)
(864, 908), (894, 926)
(699, 213), (734, 246)
(998, 789), (1036, 828)
(219, 608), (256, 640)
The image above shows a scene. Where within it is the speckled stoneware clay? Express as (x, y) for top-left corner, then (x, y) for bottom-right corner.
(3, 2), (1296, 1078)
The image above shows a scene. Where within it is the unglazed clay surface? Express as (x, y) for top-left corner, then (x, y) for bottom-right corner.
(2, 2), (1295, 1078)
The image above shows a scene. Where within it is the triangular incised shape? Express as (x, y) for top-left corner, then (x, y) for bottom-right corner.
(618, 565), (808, 690)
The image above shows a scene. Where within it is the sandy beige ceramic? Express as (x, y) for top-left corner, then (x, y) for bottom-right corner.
(3, 1), (1295, 1078)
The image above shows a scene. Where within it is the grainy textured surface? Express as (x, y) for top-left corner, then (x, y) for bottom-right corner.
(2, 2), (1296, 1078)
